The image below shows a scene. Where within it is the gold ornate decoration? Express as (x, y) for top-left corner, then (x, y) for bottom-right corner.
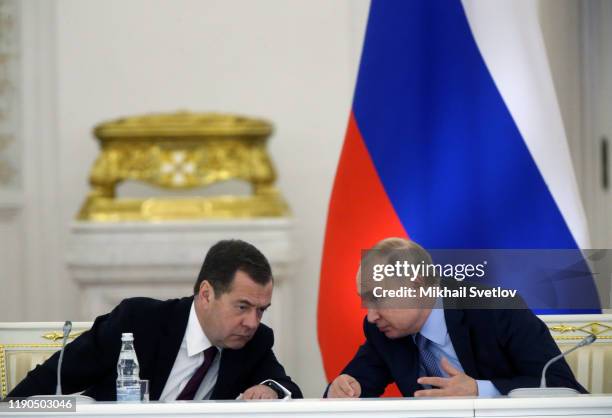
(548, 322), (612, 341)
(0, 343), (63, 398)
(1, 324), (91, 397)
(0, 344), (6, 398)
(41, 331), (85, 342)
(77, 112), (290, 221)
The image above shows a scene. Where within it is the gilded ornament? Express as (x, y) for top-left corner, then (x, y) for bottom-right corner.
(548, 321), (612, 341)
(77, 112), (289, 221)
(0, 343), (64, 398)
(41, 331), (85, 342)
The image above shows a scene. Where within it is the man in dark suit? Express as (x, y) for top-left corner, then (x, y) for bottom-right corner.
(326, 238), (585, 398)
(9, 239), (302, 400)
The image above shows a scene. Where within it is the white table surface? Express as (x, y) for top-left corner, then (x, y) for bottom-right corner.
(1, 395), (610, 418)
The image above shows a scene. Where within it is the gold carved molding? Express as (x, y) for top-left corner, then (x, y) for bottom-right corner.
(78, 112), (290, 221)
(0, 329), (89, 397)
(548, 321), (612, 341)
(0, 343), (62, 398)
(0, 344), (5, 398)
(41, 331), (85, 342)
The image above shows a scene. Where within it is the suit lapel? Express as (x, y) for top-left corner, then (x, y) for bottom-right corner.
(445, 308), (478, 378)
(150, 297), (192, 400)
(211, 347), (244, 399)
(391, 337), (421, 396)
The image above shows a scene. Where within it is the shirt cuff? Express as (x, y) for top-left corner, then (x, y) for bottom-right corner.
(476, 380), (500, 397)
(259, 379), (292, 399)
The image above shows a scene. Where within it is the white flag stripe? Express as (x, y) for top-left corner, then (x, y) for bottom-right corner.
(462, 0), (590, 248)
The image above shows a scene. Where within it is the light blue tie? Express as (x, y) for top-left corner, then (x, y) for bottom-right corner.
(415, 333), (443, 378)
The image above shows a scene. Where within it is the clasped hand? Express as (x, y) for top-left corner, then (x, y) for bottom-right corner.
(328, 357), (477, 398)
(414, 357), (478, 397)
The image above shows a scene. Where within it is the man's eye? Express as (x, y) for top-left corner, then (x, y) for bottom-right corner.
(238, 305), (248, 311)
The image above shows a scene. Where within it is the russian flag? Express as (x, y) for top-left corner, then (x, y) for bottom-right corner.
(317, 0), (599, 392)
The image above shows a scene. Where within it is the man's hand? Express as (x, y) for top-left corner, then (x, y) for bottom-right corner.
(241, 384), (278, 400)
(414, 357), (478, 397)
(328, 374), (361, 398)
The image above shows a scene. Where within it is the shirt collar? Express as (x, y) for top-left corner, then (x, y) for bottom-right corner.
(185, 302), (214, 357)
(418, 306), (448, 346)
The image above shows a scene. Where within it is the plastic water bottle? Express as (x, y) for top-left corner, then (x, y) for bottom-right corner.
(116, 333), (141, 402)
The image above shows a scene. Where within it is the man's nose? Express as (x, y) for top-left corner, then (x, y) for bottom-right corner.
(367, 309), (380, 323)
(243, 309), (260, 329)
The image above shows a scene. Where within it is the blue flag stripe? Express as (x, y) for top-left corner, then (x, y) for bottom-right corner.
(353, 0), (576, 249)
(351, 0), (600, 312)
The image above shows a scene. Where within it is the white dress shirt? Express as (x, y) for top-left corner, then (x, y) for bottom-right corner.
(159, 301), (292, 400)
(159, 302), (222, 401)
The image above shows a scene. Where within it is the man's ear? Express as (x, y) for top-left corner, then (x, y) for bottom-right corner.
(411, 275), (422, 285)
(198, 280), (215, 305)
(413, 275), (429, 289)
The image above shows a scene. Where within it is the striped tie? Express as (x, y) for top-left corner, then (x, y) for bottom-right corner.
(415, 333), (443, 378)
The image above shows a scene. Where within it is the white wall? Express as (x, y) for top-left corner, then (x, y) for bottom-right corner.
(581, 0), (612, 249)
(18, 0), (368, 397)
(539, 0), (612, 249)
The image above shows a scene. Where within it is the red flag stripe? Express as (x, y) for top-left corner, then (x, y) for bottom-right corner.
(318, 112), (406, 391)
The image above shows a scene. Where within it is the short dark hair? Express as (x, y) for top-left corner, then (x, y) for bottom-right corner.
(193, 239), (273, 296)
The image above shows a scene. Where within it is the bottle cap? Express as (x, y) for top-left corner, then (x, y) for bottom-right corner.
(121, 332), (134, 341)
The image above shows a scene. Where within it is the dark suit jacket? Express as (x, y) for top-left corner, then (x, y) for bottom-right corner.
(8, 297), (302, 400)
(333, 308), (586, 397)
